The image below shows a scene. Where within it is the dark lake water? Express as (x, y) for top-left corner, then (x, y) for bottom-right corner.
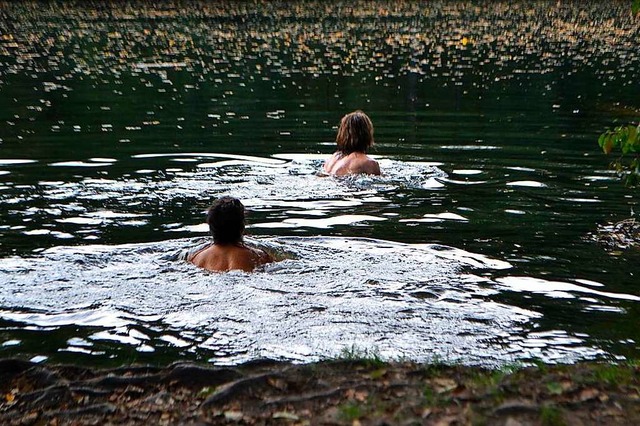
(1, 1), (639, 367)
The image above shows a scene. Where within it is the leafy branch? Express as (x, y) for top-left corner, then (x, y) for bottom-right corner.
(596, 2), (640, 186)
(598, 124), (640, 186)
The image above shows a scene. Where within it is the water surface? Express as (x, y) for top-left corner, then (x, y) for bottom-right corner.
(0, 1), (639, 366)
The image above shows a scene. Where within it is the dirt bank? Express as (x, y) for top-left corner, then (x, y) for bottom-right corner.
(1, 358), (639, 425)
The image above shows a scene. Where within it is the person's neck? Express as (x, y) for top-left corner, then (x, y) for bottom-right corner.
(339, 150), (366, 156)
(213, 240), (244, 247)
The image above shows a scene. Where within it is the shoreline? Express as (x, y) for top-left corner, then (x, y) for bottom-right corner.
(2, 358), (639, 425)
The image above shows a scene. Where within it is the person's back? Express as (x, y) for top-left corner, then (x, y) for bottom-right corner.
(188, 197), (272, 272)
(323, 110), (381, 176)
(189, 243), (271, 273)
(324, 151), (380, 176)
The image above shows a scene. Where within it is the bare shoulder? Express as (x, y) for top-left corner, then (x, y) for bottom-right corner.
(248, 245), (274, 265)
(189, 245), (215, 268)
(363, 157), (381, 175)
(324, 152), (380, 176)
(323, 152), (340, 173)
(353, 155), (381, 175)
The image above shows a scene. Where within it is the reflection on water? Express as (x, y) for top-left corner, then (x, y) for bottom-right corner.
(1, 1), (640, 365)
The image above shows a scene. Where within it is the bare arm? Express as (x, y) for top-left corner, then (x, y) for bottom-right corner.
(323, 152), (339, 173)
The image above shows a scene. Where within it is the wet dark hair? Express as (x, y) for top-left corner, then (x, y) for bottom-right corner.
(336, 110), (374, 155)
(206, 196), (245, 244)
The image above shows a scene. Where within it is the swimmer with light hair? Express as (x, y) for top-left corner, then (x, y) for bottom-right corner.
(323, 110), (381, 176)
(188, 196), (273, 272)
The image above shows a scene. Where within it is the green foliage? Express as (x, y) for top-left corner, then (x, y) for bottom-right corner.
(336, 344), (386, 367)
(527, 358), (549, 373)
(540, 405), (566, 426)
(338, 402), (364, 421)
(546, 381), (564, 395)
(422, 386), (450, 407)
(422, 386), (439, 406)
(634, 0), (640, 14)
(598, 124), (640, 186)
(599, 124), (639, 155)
(591, 363), (629, 386)
(625, 358), (640, 368)
(471, 369), (505, 388)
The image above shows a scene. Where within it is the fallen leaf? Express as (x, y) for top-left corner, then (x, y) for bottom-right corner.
(273, 411), (299, 420)
(198, 386), (215, 397)
(22, 412), (38, 423)
(505, 417), (524, 426)
(451, 385), (474, 400)
(579, 387), (600, 402)
(369, 368), (387, 379)
(268, 377), (287, 391)
(392, 389), (406, 398)
(559, 379), (573, 391)
(354, 391), (368, 402)
(432, 378), (457, 393)
(602, 408), (623, 417)
(546, 382), (563, 395)
(434, 415), (458, 426)
(224, 411), (243, 421)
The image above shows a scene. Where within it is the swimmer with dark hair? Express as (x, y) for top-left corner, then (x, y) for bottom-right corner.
(188, 196), (273, 272)
(323, 110), (381, 176)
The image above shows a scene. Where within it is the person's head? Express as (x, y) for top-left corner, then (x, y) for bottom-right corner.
(336, 110), (374, 155)
(206, 196), (245, 244)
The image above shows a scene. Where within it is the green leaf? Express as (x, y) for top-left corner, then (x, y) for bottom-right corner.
(622, 143), (631, 155)
(633, 0), (640, 14)
(622, 134), (632, 154)
(598, 132), (607, 149)
(602, 134), (614, 154)
(627, 125), (639, 152)
(597, 123), (640, 186)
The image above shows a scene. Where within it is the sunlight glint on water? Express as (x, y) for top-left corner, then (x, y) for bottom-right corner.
(0, 1), (639, 365)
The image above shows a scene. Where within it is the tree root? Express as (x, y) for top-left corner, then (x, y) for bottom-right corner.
(201, 373), (285, 407)
(164, 364), (243, 388)
(45, 403), (118, 419)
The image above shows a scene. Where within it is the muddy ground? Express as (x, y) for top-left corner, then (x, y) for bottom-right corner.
(2, 358), (640, 425)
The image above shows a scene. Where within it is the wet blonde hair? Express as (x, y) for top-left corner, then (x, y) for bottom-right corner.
(336, 110), (374, 155)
